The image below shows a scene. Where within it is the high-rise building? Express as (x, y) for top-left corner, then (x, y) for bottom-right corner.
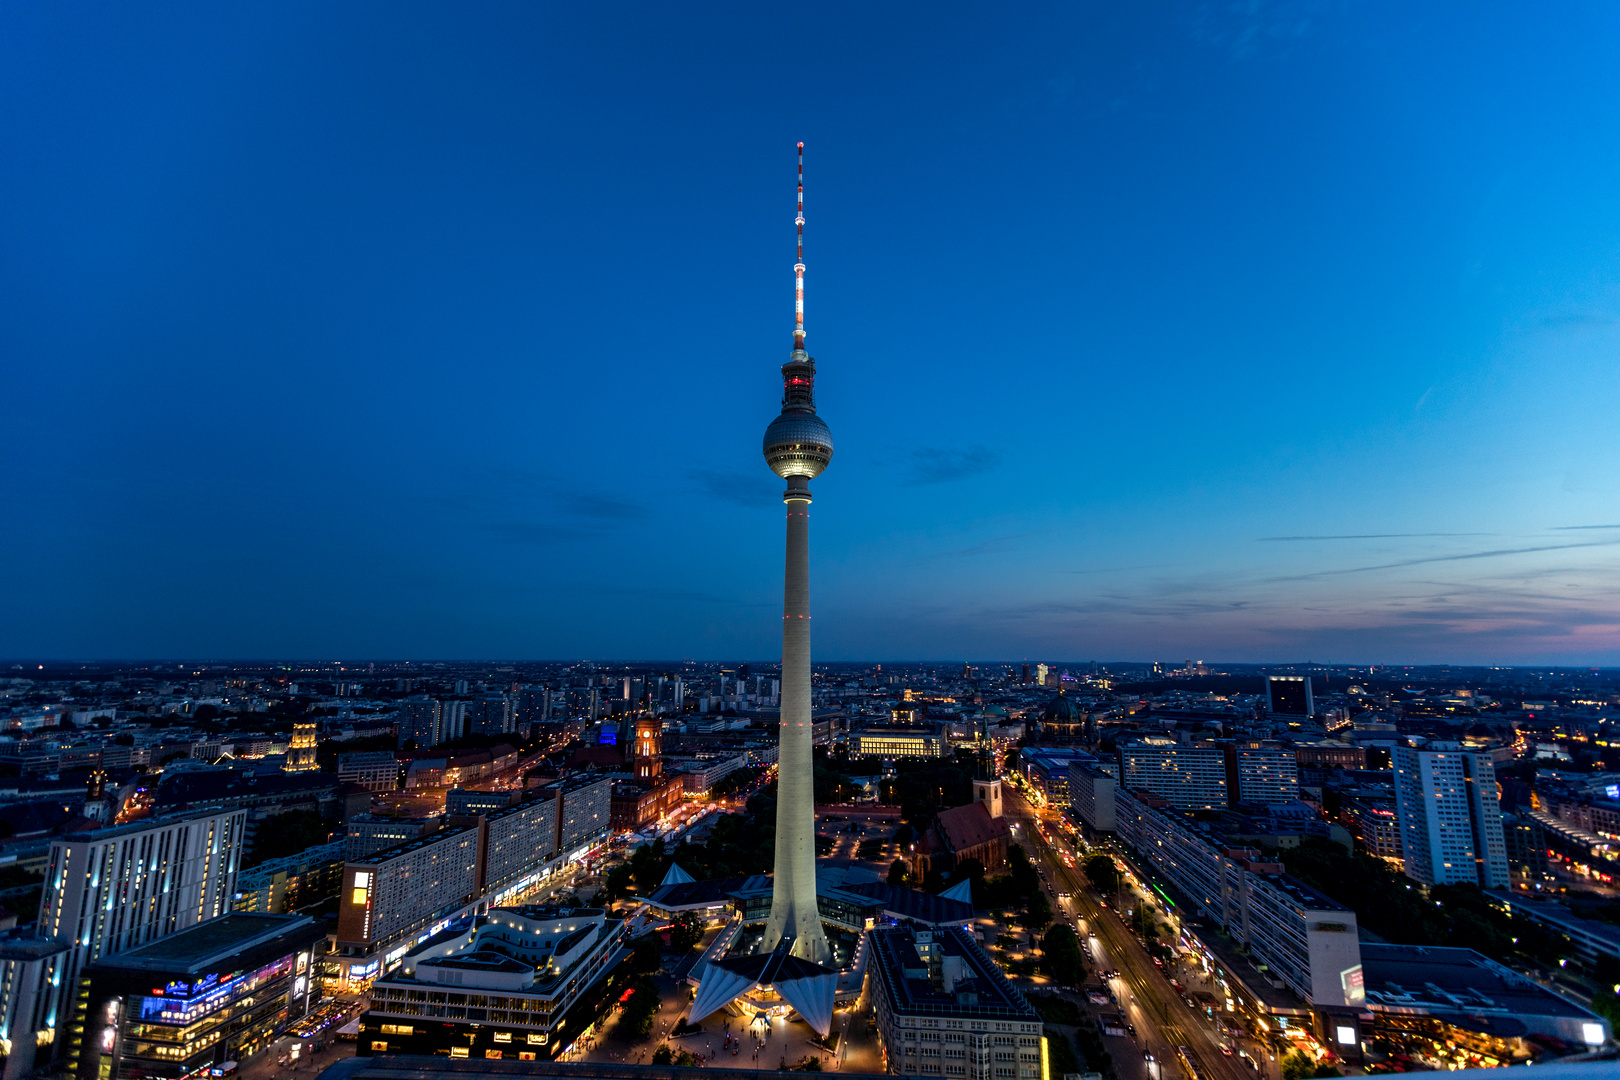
(1118, 740), (1228, 809)
(1224, 742), (1300, 805)
(514, 686), (549, 729)
(1267, 675), (1314, 717)
(284, 720), (318, 772)
(758, 143), (835, 967)
(1500, 811), (1548, 879)
(1034, 663), (1049, 686)
(1068, 761), (1117, 832)
(470, 694), (513, 736)
(1392, 741), (1509, 888)
(399, 696), (440, 748)
(438, 700), (469, 744)
(25, 809), (247, 1076)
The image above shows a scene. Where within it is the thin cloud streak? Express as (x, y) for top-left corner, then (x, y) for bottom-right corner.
(1266, 539), (1620, 581)
(1258, 533), (1491, 542)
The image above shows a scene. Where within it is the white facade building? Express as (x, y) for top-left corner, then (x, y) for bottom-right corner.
(1114, 789), (1364, 1011)
(1392, 742), (1508, 888)
(25, 809), (246, 1074)
(1118, 741), (1228, 809)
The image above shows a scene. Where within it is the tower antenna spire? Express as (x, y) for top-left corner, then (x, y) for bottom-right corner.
(794, 141), (806, 354)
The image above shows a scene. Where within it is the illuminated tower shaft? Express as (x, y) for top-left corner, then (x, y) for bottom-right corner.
(761, 143), (833, 965)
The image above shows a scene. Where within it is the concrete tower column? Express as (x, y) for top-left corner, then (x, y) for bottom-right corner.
(760, 142), (834, 965)
(761, 475), (829, 962)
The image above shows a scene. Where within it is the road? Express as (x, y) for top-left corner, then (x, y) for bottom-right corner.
(1003, 787), (1262, 1080)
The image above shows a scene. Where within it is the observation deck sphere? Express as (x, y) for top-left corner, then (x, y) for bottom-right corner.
(763, 411), (834, 478)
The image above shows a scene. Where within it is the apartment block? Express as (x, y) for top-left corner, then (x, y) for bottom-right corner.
(1117, 741), (1228, 809)
(1392, 742), (1508, 888)
(1225, 742), (1300, 806)
(335, 826), (482, 979)
(28, 809), (247, 1077)
(339, 751), (403, 792)
(345, 814), (441, 861)
(1114, 788), (1364, 1013)
(398, 697), (441, 748)
(868, 924), (1045, 1080)
(1067, 761), (1116, 832)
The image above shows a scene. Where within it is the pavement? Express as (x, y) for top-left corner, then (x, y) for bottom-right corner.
(237, 1001), (360, 1080)
(1004, 788), (1275, 1080)
(565, 941), (881, 1072)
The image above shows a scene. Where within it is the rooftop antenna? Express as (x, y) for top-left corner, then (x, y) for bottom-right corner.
(794, 141), (806, 354)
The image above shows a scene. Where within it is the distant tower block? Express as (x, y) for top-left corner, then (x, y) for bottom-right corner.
(285, 720), (318, 772)
(973, 777), (1003, 820)
(759, 143), (833, 965)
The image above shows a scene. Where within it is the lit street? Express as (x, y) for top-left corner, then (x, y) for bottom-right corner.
(1004, 786), (1262, 1080)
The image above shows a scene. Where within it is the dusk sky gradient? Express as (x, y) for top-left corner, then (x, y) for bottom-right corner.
(5, 3), (1620, 664)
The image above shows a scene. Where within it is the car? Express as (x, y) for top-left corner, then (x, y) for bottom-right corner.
(1142, 1050), (1155, 1064)
(1127, 1025), (1137, 1039)
(1220, 1044), (1233, 1057)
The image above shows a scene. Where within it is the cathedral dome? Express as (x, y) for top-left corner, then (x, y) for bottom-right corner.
(1043, 692), (1084, 724)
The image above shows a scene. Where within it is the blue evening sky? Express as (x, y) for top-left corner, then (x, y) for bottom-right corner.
(4, 3), (1620, 664)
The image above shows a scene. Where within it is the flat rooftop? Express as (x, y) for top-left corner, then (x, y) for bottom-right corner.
(109, 912), (317, 970)
(869, 925), (1037, 1021)
(1361, 942), (1606, 1025)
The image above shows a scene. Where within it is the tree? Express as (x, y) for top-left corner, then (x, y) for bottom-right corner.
(1281, 1051), (1337, 1079)
(652, 1046), (674, 1065)
(1041, 924), (1086, 983)
(670, 910), (704, 953)
(888, 859), (911, 887)
(620, 976), (661, 1038)
(1084, 854), (1119, 894)
(1022, 892), (1053, 931)
(894, 823), (915, 846)
(1007, 843), (1039, 896)
(630, 934), (661, 973)
(602, 863), (636, 902)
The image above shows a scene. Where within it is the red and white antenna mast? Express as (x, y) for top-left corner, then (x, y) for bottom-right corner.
(794, 141), (806, 354)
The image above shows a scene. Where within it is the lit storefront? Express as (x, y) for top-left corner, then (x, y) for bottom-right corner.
(74, 913), (325, 1080)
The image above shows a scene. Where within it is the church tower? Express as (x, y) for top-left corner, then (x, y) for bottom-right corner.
(973, 777), (1003, 820)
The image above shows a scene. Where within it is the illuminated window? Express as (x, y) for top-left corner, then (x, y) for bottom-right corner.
(371, 1042), (388, 1052)
(449, 1048), (469, 1059)
(485, 1050), (504, 1059)
(493, 1033), (511, 1043)
(519, 1052), (537, 1061)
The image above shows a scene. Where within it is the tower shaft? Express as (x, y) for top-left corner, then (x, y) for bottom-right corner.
(760, 141), (832, 965)
(761, 477), (829, 963)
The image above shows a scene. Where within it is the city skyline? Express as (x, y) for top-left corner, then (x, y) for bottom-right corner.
(6, 5), (1620, 665)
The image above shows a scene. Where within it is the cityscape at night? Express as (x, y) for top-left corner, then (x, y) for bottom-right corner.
(4, 5), (1620, 1080)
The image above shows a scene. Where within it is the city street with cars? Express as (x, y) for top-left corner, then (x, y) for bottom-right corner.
(1004, 785), (1270, 1080)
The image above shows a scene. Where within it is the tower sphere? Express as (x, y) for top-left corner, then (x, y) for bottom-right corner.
(763, 410), (834, 478)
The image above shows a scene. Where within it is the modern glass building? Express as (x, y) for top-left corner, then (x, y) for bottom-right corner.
(74, 912), (324, 1080)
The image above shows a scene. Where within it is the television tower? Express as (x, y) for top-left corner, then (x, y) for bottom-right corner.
(760, 142), (833, 964)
